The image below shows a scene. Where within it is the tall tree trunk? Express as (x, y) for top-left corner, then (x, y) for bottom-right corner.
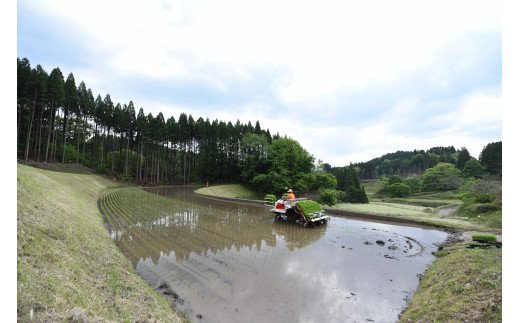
(101, 127), (106, 168)
(17, 104), (23, 144)
(139, 139), (144, 182)
(183, 144), (187, 184)
(92, 121), (99, 163)
(150, 152), (154, 184)
(24, 92), (38, 162)
(45, 102), (55, 163)
(82, 115), (88, 165)
(37, 109), (43, 162)
(135, 138), (140, 181)
(125, 133), (130, 175)
(51, 109), (60, 162)
(61, 106), (69, 163)
(156, 153), (160, 184)
(111, 130), (115, 172)
(76, 114), (81, 164)
(119, 132), (124, 172)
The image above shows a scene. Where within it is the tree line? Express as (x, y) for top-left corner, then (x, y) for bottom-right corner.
(17, 57), (279, 185)
(19, 57), (500, 205)
(343, 143), (502, 180)
(17, 57), (369, 205)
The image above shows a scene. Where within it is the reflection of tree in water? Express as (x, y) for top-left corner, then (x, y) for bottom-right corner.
(100, 187), (326, 266)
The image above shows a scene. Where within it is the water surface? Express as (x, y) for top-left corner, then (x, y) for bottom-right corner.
(100, 186), (447, 323)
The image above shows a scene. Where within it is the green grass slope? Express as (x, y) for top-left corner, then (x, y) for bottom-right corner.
(400, 245), (502, 322)
(17, 163), (184, 322)
(194, 183), (262, 200)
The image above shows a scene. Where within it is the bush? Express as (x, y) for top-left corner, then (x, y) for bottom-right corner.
(388, 175), (404, 185)
(463, 158), (485, 178)
(251, 172), (289, 194)
(63, 144), (78, 163)
(459, 192), (497, 205)
(421, 163), (463, 191)
(459, 203), (500, 217)
(342, 186), (369, 204)
(374, 175), (390, 196)
(117, 173), (133, 182)
(317, 188), (340, 206)
(294, 172), (315, 192)
(403, 177), (422, 193)
(313, 172), (337, 190)
(388, 182), (412, 197)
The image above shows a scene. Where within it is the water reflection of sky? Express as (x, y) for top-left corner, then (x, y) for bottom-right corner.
(101, 187), (448, 323)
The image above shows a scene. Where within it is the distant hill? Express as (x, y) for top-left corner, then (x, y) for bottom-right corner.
(336, 146), (477, 180)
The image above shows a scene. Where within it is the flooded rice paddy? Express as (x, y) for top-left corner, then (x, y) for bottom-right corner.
(99, 186), (448, 323)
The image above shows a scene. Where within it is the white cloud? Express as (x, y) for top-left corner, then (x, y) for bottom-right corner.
(19, 0), (502, 166)
(22, 0), (500, 95)
(426, 90), (502, 133)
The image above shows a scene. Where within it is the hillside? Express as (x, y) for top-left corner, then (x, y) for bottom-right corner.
(17, 163), (184, 322)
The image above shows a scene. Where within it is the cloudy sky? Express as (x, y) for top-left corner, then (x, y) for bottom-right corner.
(17, 0), (502, 166)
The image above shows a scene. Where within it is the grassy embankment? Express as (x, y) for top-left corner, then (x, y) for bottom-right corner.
(194, 184), (262, 200)
(17, 163), (185, 322)
(198, 182), (502, 321)
(399, 244), (501, 322)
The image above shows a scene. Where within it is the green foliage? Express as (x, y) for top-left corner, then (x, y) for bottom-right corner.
(400, 245), (502, 322)
(336, 146), (460, 180)
(456, 147), (471, 170)
(317, 188), (340, 206)
(479, 141), (501, 174)
(313, 172), (337, 190)
(342, 186), (369, 203)
(251, 172), (289, 194)
(375, 174), (415, 197)
(267, 138), (314, 178)
(239, 133), (269, 182)
(250, 138), (315, 194)
(421, 162), (463, 191)
(374, 175), (390, 195)
(456, 178), (501, 227)
(459, 178), (501, 196)
(460, 192), (495, 204)
(63, 144), (78, 163)
(387, 182), (412, 198)
(294, 172), (315, 192)
(463, 158), (485, 178)
(403, 177), (422, 193)
(333, 166), (369, 203)
(296, 200), (322, 215)
(116, 173), (133, 182)
(388, 175), (403, 185)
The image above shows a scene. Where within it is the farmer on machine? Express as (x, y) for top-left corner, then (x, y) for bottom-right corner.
(286, 189), (296, 200)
